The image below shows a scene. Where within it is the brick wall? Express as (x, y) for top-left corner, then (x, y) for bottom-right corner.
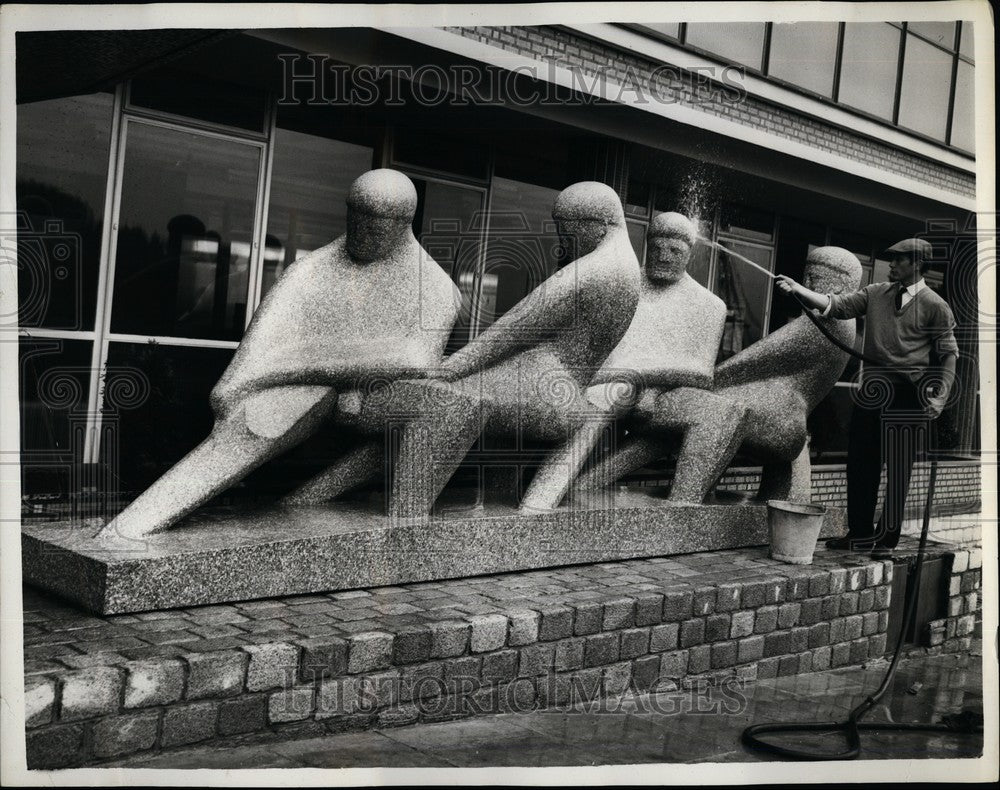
(23, 549), (911, 768)
(445, 26), (975, 200)
(923, 545), (983, 648)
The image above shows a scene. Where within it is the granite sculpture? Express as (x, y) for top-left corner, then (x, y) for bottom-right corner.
(378, 181), (642, 517)
(98, 169), (460, 541)
(573, 245), (863, 503)
(521, 212), (727, 510)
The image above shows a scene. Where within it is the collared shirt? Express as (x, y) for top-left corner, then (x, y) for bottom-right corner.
(821, 278), (926, 315)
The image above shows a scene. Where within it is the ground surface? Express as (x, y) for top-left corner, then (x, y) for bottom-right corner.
(112, 642), (983, 768)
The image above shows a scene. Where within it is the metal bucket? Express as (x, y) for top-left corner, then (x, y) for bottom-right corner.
(767, 500), (827, 565)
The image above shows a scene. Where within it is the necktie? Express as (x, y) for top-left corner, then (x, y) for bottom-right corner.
(894, 285), (904, 311)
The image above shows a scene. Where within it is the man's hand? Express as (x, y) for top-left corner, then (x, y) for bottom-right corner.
(924, 393), (948, 420)
(775, 275), (802, 296)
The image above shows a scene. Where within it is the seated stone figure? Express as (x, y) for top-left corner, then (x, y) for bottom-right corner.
(574, 246), (862, 504)
(98, 169), (459, 540)
(521, 212), (726, 510)
(380, 181), (641, 518)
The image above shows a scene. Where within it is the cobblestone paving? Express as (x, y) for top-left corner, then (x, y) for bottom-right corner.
(112, 645), (984, 768)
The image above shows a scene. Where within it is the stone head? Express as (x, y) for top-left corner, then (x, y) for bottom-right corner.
(346, 169), (418, 262)
(803, 246), (864, 295)
(645, 212), (697, 284)
(552, 182), (625, 261)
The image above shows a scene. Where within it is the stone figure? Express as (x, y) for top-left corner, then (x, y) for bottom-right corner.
(521, 212), (727, 510)
(380, 181), (642, 518)
(98, 169), (460, 541)
(573, 246), (862, 504)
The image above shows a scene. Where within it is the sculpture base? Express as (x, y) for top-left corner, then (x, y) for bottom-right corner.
(22, 490), (844, 614)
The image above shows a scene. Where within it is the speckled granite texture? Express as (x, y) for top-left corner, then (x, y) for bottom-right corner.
(23, 493), (844, 614)
(98, 169), (460, 541)
(577, 246), (863, 504)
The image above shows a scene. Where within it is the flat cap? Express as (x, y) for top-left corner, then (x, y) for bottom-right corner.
(885, 238), (933, 259)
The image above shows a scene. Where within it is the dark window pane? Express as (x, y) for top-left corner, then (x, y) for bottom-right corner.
(685, 23), (766, 70)
(626, 220), (646, 263)
(635, 23), (680, 40)
(110, 122), (261, 340)
(768, 22), (839, 97)
(771, 216), (826, 332)
(412, 179), (485, 351)
(479, 176), (561, 331)
(838, 23), (901, 120)
(807, 385), (854, 460)
(720, 203), (774, 241)
(393, 128), (491, 181)
(625, 178), (651, 216)
(959, 21), (974, 60)
(950, 60), (975, 152)
(906, 22), (957, 49)
(129, 66), (267, 132)
(687, 217), (713, 288)
(19, 338), (92, 495)
(262, 126), (373, 298)
(16, 92), (113, 331)
(100, 343), (233, 493)
(898, 34), (954, 141)
(714, 239), (773, 360)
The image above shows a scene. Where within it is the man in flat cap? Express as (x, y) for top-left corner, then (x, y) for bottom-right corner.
(776, 237), (959, 557)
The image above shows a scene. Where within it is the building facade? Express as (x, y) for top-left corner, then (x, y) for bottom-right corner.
(16, 23), (981, 517)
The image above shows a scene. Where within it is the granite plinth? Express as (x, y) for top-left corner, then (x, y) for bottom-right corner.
(23, 493), (844, 614)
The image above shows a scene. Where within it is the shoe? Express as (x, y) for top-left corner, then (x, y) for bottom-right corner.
(825, 536), (874, 551)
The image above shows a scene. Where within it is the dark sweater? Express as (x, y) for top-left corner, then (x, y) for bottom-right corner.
(827, 282), (959, 384)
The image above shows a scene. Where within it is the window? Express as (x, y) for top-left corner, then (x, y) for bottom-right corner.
(950, 60), (975, 152)
(263, 122), (374, 298)
(714, 239), (774, 359)
(685, 23), (767, 70)
(17, 92), (114, 330)
(767, 22), (839, 97)
(633, 23), (680, 41)
(897, 33), (954, 141)
(837, 23), (901, 120)
(109, 122), (262, 341)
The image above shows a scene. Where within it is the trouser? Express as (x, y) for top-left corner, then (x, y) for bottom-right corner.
(846, 376), (935, 548)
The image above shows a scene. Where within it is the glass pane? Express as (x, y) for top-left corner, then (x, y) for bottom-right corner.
(412, 178), (485, 350)
(714, 239), (773, 360)
(768, 22), (839, 97)
(19, 338), (92, 496)
(16, 92), (113, 331)
(950, 60), (975, 152)
(129, 66), (267, 132)
(625, 178), (651, 216)
(898, 34), (954, 141)
(838, 23), (901, 120)
(393, 128), (491, 181)
(959, 21), (974, 60)
(687, 217), (713, 288)
(263, 127), (373, 299)
(771, 217), (826, 332)
(100, 343), (233, 494)
(906, 22), (957, 49)
(479, 176), (561, 331)
(636, 23), (680, 40)
(807, 385), (853, 459)
(720, 203), (774, 241)
(110, 122), (261, 341)
(685, 23), (766, 70)
(626, 220), (646, 263)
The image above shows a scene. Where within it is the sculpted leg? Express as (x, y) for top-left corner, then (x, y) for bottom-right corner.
(757, 438), (812, 502)
(520, 411), (614, 512)
(389, 381), (484, 518)
(98, 386), (337, 541)
(571, 434), (673, 500)
(661, 390), (749, 504)
(283, 439), (382, 505)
